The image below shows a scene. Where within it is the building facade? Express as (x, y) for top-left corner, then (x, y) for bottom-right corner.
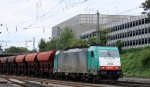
(81, 14), (150, 49)
(52, 14), (135, 39)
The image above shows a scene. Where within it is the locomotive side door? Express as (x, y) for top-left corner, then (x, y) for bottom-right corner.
(88, 50), (98, 75)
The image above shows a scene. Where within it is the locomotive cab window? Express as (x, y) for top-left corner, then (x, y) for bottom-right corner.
(91, 51), (94, 57)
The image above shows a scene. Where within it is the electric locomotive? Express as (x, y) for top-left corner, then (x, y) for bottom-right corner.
(53, 46), (122, 80)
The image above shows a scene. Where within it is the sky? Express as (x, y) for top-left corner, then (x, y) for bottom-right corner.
(0, 0), (146, 50)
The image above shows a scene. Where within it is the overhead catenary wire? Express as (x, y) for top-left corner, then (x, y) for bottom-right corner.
(0, 0), (143, 49)
(117, 7), (140, 15)
(2, 5), (140, 40)
(16, 0), (88, 30)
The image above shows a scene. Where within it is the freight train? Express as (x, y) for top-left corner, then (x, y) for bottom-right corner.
(0, 46), (123, 81)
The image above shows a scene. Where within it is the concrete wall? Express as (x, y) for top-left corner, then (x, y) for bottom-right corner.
(52, 14), (135, 39)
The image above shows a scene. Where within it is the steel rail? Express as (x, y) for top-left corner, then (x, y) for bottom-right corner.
(1, 75), (150, 87)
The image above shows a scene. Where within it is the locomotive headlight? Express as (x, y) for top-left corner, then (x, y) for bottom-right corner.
(100, 66), (105, 70)
(115, 66), (122, 70)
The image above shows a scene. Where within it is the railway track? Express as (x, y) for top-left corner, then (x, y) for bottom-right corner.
(101, 80), (150, 87)
(0, 75), (105, 87)
(1, 75), (150, 87)
(0, 75), (47, 87)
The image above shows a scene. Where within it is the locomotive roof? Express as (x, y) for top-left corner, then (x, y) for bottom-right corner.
(88, 46), (118, 51)
(63, 48), (88, 53)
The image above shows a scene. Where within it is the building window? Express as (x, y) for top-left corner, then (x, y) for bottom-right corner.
(125, 23), (127, 28)
(127, 23), (130, 28)
(136, 30), (138, 35)
(145, 38), (148, 44)
(115, 35), (117, 39)
(145, 28), (148, 34)
(139, 39), (141, 45)
(117, 26), (120, 30)
(149, 28), (150, 33)
(113, 27), (115, 31)
(130, 41), (132, 46)
(112, 35), (114, 40)
(133, 40), (135, 46)
(127, 41), (129, 46)
(139, 30), (141, 35)
(139, 20), (142, 25)
(125, 32), (127, 37)
(122, 24), (125, 29)
(148, 38), (150, 43)
(145, 18), (149, 24)
(123, 42), (125, 47)
(133, 31), (135, 36)
(136, 20), (138, 26)
(118, 34), (120, 39)
(122, 33), (124, 38)
(142, 29), (144, 34)
(117, 34), (119, 39)
(130, 22), (132, 27)
(136, 40), (138, 45)
(127, 32), (130, 37)
(142, 19), (144, 24)
(142, 38), (144, 44)
(121, 33), (123, 38)
(125, 41), (127, 47)
(130, 31), (132, 37)
(115, 26), (117, 31)
(120, 25), (122, 30)
(133, 21), (136, 27)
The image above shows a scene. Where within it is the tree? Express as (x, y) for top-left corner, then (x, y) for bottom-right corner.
(98, 29), (110, 46)
(30, 49), (37, 53)
(88, 36), (96, 45)
(40, 26), (76, 51)
(59, 27), (75, 49)
(141, 0), (150, 11)
(5, 46), (29, 53)
(38, 38), (47, 52)
(46, 37), (59, 50)
(116, 40), (123, 53)
(69, 39), (87, 48)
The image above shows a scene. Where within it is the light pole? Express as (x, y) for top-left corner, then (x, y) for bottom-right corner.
(97, 10), (100, 45)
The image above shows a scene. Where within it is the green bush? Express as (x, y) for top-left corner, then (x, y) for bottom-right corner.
(121, 46), (150, 78)
(141, 51), (150, 68)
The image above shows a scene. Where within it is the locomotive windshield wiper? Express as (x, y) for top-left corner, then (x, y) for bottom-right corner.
(107, 51), (115, 59)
